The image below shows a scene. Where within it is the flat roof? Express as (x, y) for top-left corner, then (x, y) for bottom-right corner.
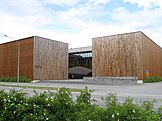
(0, 36), (34, 45)
(0, 36), (68, 45)
(69, 46), (92, 53)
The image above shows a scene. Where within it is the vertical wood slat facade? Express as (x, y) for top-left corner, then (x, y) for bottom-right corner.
(141, 33), (162, 79)
(0, 37), (34, 79)
(0, 36), (68, 80)
(33, 36), (68, 80)
(92, 31), (162, 80)
(0, 45), (3, 76)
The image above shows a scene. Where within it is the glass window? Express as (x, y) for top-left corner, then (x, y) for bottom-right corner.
(69, 51), (92, 69)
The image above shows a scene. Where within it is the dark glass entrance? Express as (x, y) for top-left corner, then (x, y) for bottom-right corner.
(69, 51), (92, 79)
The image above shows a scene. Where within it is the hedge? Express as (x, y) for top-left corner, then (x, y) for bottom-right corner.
(0, 87), (161, 121)
(144, 76), (162, 83)
(0, 76), (31, 83)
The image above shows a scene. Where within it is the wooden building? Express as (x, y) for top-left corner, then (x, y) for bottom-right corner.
(0, 36), (68, 80)
(92, 31), (162, 80)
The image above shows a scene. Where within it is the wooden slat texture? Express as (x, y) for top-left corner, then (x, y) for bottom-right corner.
(0, 37), (34, 79)
(141, 33), (162, 80)
(92, 31), (143, 79)
(33, 36), (68, 80)
(0, 36), (68, 80)
(0, 45), (3, 76)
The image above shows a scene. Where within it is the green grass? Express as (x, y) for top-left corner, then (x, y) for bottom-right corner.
(0, 76), (31, 82)
(0, 84), (82, 92)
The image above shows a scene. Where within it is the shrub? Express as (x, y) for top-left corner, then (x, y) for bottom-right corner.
(144, 76), (162, 83)
(74, 87), (104, 121)
(0, 90), (27, 121)
(51, 87), (75, 121)
(101, 93), (161, 121)
(0, 87), (161, 121)
(0, 76), (31, 83)
(76, 86), (93, 105)
(158, 106), (162, 120)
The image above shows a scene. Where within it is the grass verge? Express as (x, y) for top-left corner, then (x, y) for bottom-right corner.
(144, 76), (162, 83)
(0, 84), (82, 92)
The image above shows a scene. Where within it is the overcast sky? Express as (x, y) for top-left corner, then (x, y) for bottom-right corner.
(0, 0), (162, 48)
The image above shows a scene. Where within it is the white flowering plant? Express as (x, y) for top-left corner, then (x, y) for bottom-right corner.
(0, 88), (161, 121)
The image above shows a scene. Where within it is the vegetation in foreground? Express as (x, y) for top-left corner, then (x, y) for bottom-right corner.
(144, 76), (162, 83)
(0, 87), (161, 121)
(0, 76), (31, 83)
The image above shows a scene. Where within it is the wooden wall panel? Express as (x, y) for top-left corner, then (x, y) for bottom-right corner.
(19, 38), (34, 80)
(0, 45), (3, 76)
(0, 38), (34, 79)
(141, 33), (162, 80)
(33, 37), (68, 80)
(92, 32), (143, 79)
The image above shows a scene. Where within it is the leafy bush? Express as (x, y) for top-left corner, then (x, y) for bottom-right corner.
(0, 76), (31, 83)
(0, 90), (27, 121)
(74, 86), (104, 121)
(144, 76), (162, 83)
(0, 87), (161, 121)
(102, 94), (161, 121)
(76, 86), (93, 105)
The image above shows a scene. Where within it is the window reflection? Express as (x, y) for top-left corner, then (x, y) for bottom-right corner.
(69, 51), (92, 69)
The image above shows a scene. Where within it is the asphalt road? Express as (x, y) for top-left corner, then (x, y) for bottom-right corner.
(0, 80), (162, 108)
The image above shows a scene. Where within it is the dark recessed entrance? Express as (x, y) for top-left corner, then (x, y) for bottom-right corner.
(69, 66), (92, 79)
(69, 51), (92, 79)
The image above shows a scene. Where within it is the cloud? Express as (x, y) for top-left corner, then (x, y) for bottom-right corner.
(111, 6), (162, 47)
(0, 0), (162, 48)
(45, 0), (111, 7)
(58, 5), (106, 30)
(53, 21), (135, 48)
(88, 0), (111, 5)
(124, 0), (162, 9)
(45, 0), (84, 7)
(111, 7), (162, 26)
(1, 0), (44, 14)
